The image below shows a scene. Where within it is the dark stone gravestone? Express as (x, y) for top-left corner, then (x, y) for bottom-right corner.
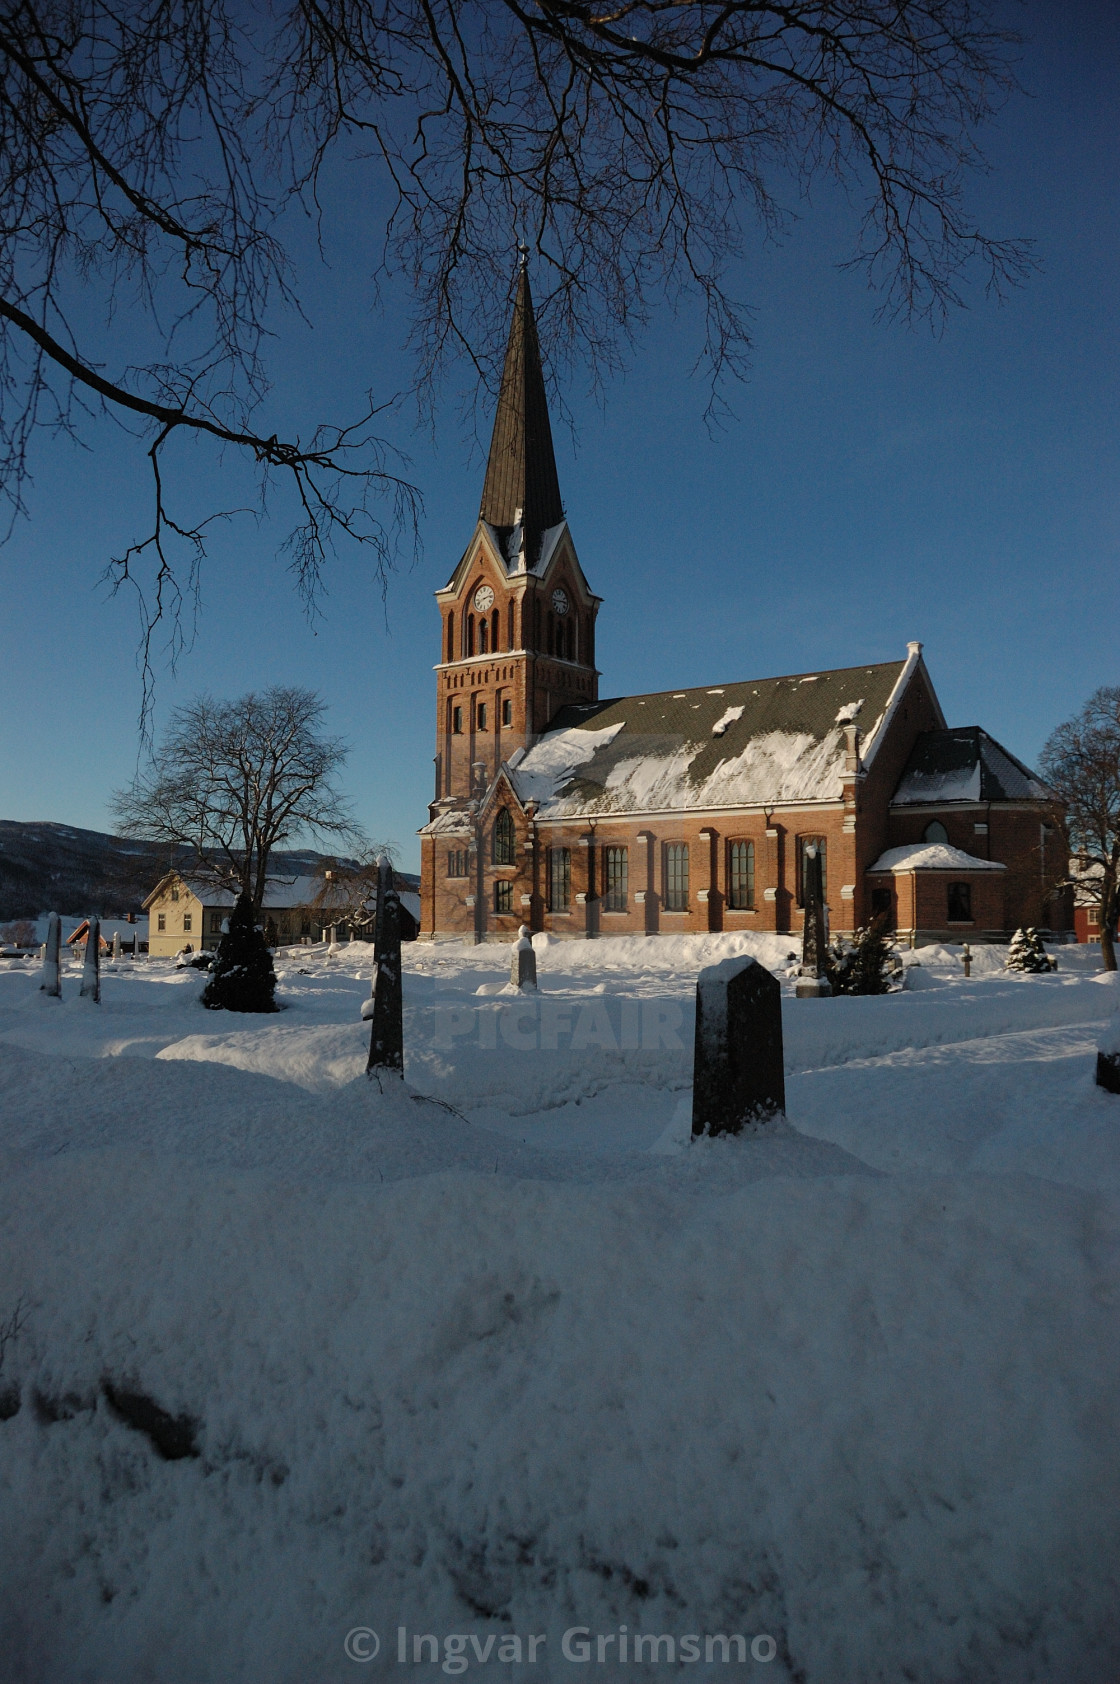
(365, 856), (404, 1077)
(796, 843), (832, 999)
(692, 955), (785, 1137)
(510, 924), (537, 991)
(80, 915), (101, 1003)
(40, 911), (61, 998)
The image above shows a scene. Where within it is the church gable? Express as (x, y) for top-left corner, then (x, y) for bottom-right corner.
(511, 658), (913, 818)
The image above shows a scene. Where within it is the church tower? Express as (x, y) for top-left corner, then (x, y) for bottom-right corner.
(431, 262), (600, 809)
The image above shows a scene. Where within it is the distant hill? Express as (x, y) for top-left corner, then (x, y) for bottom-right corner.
(0, 822), (416, 922)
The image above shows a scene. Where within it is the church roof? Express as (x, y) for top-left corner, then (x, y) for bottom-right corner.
(891, 727), (1053, 806)
(479, 265), (564, 566)
(510, 658), (912, 818)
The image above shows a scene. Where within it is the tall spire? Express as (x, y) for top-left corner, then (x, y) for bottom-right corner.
(479, 260), (564, 554)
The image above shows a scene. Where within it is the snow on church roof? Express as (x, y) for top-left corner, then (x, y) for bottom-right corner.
(892, 728), (1053, 806)
(512, 658), (911, 818)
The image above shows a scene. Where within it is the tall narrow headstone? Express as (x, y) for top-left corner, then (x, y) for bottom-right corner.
(796, 843), (832, 999)
(40, 912), (61, 998)
(365, 856), (404, 1076)
(692, 955), (785, 1137)
(510, 924), (537, 991)
(112, 931), (121, 962)
(80, 916), (101, 1003)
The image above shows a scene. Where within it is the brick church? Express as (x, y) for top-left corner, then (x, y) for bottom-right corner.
(419, 267), (1072, 946)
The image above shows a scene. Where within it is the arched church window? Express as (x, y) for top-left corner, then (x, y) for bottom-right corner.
(493, 808), (516, 865)
(923, 821), (949, 845)
(728, 841), (755, 910)
(446, 612), (454, 663)
(479, 618), (489, 654)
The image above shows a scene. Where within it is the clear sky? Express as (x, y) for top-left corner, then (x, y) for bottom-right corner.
(1, 1), (1117, 873)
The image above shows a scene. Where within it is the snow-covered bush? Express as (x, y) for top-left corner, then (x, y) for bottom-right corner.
(827, 914), (901, 996)
(176, 949), (216, 971)
(1005, 927), (1057, 974)
(201, 896), (278, 1013)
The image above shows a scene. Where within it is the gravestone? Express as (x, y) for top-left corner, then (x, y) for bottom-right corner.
(112, 931), (121, 962)
(80, 916), (101, 1002)
(365, 856), (404, 1076)
(692, 955), (785, 1137)
(40, 912), (61, 998)
(1096, 1010), (1120, 1093)
(796, 843), (832, 999)
(510, 924), (537, 991)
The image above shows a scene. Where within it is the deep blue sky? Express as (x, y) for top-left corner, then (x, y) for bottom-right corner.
(1, 2), (1117, 872)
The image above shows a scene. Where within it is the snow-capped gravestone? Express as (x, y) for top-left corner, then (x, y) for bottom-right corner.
(796, 843), (832, 999)
(692, 955), (785, 1138)
(1096, 1012), (1120, 1094)
(201, 893), (278, 1013)
(510, 924), (537, 991)
(112, 931), (121, 962)
(364, 856), (404, 1077)
(79, 916), (101, 1003)
(40, 912), (61, 998)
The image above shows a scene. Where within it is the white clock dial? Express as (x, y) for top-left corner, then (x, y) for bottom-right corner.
(551, 587), (569, 615)
(473, 584), (495, 612)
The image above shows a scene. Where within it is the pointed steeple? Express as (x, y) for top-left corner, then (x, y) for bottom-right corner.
(479, 260), (564, 558)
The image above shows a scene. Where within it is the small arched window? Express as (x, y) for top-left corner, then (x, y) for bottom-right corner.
(479, 618), (489, 654)
(446, 611), (454, 663)
(493, 808), (516, 865)
(923, 821), (949, 845)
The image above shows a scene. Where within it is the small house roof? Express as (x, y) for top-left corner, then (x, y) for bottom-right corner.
(144, 872), (324, 911)
(868, 843), (1006, 874)
(891, 728), (1055, 806)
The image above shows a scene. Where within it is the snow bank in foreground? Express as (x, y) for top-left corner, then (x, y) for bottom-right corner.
(0, 1151), (1117, 1684)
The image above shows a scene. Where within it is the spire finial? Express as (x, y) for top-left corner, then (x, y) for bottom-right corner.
(517, 240), (529, 273)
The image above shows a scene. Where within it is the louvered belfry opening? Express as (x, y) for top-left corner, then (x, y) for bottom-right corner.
(479, 265), (564, 566)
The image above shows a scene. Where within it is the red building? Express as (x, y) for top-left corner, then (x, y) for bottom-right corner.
(419, 271), (1071, 946)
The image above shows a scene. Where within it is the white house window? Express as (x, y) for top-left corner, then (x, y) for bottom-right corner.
(182, 914), (192, 933)
(157, 913), (166, 932)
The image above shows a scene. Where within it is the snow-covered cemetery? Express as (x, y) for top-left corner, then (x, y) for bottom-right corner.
(1, 913), (1119, 1680)
(2, 6), (1119, 1682)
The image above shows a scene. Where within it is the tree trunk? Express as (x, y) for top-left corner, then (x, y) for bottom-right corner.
(1102, 873), (1118, 971)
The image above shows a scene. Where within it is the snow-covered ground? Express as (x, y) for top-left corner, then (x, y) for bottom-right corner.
(0, 934), (1117, 1681)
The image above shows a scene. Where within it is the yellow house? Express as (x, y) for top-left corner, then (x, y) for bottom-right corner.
(142, 872), (326, 958)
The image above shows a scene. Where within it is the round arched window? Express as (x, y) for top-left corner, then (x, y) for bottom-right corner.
(923, 821), (949, 845)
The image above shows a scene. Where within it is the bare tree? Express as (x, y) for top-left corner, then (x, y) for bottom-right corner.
(307, 850), (397, 936)
(2, 0), (1030, 694)
(1040, 688), (1120, 972)
(111, 685), (361, 911)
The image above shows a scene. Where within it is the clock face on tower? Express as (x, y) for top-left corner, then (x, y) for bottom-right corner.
(551, 587), (569, 616)
(473, 584), (495, 612)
